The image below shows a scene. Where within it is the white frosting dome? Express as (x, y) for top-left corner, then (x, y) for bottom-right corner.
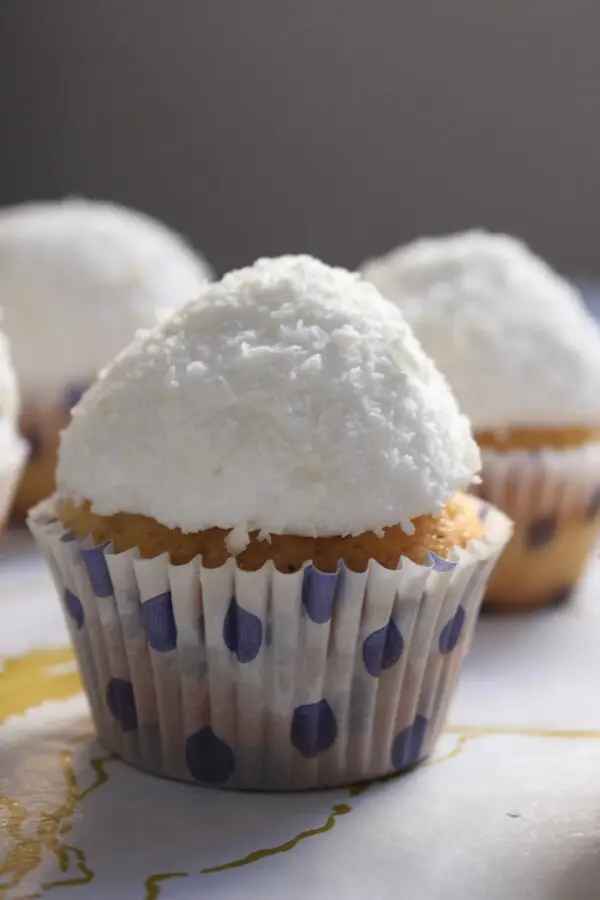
(0, 323), (18, 423)
(0, 199), (212, 398)
(0, 313), (23, 465)
(58, 255), (480, 541)
(362, 231), (600, 431)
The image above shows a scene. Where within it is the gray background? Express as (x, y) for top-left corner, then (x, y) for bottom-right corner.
(1, 0), (599, 276)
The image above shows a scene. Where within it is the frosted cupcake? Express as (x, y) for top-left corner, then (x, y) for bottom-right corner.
(363, 231), (600, 612)
(29, 256), (511, 789)
(0, 198), (211, 518)
(0, 315), (26, 528)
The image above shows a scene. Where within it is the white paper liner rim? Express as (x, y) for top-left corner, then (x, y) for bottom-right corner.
(480, 443), (600, 517)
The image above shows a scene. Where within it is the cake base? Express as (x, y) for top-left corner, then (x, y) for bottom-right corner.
(476, 426), (600, 613)
(58, 493), (484, 572)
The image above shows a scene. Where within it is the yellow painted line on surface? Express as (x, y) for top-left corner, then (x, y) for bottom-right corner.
(0, 648), (81, 724)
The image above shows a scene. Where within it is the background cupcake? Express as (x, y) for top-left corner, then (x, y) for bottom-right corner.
(29, 255), (511, 789)
(0, 198), (212, 518)
(363, 230), (600, 612)
(0, 313), (26, 528)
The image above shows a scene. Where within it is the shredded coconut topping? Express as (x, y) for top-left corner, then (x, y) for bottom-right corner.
(58, 255), (480, 541)
(0, 198), (211, 399)
(363, 231), (600, 431)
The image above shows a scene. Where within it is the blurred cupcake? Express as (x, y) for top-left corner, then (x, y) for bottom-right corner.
(29, 256), (510, 789)
(363, 230), (600, 612)
(0, 198), (211, 518)
(0, 314), (26, 528)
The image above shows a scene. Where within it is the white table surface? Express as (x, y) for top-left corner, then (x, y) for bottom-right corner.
(1, 527), (600, 900)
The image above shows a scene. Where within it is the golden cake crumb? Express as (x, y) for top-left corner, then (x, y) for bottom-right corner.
(58, 492), (483, 573)
(475, 425), (600, 453)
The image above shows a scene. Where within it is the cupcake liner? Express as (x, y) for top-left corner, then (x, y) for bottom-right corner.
(0, 439), (27, 524)
(20, 383), (92, 460)
(478, 444), (600, 611)
(479, 444), (600, 519)
(12, 384), (93, 520)
(28, 497), (511, 790)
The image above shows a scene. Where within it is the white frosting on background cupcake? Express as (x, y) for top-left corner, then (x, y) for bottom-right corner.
(0, 314), (24, 465)
(0, 199), (212, 400)
(58, 255), (480, 544)
(362, 231), (600, 431)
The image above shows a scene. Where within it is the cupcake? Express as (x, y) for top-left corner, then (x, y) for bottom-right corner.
(0, 198), (211, 518)
(362, 230), (600, 612)
(29, 255), (511, 789)
(0, 314), (26, 527)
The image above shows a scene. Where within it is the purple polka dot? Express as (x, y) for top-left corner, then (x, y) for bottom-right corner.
(302, 566), (338, 623)
(585, 488), (600, 521)
(391, 715), (428, 771)
(64, 588), (84, 629)
(106, 678), (137, 732)
(291, 699), (337, 758)
(186, 727), (235, 784)
(82, 545), (112, 597)
(62, 380), (90, 412)
(427, 552), (457, 572)
(142, 592), (177, 652)
(527, 515), (557, 548)
(222, 598), (263, 663)
(438, 606), (466, 654)
(362, 618), (404, 677)
(22, 427), (43, 462)
(478, 502), (490, 523)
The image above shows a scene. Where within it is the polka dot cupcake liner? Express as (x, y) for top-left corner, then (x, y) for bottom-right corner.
(28, 497), (511, 790)
(20, 382), (92, 461)
(0, 437), (27, 525)
(479, 444), (600, 611)
(480, 443), (600, 519)
(13, 383), (92, 519)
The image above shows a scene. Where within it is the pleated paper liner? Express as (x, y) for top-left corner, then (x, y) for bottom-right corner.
(29, 497), (511, 790)
(478, 444), (600, 613)
(14, 382), (91, 519)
